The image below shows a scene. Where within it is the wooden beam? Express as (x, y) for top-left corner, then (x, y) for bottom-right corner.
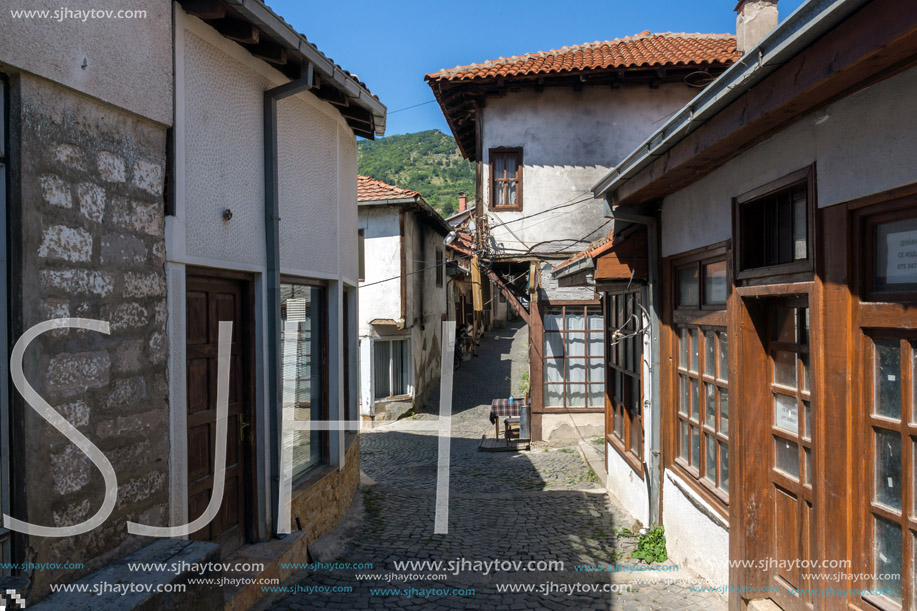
(485, 268), (530, 325)
(213, 18), (259, 44)
(250, 40), (287, 65)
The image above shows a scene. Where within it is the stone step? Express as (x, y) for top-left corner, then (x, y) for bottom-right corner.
(31, 539), (221, 610)
(223, 531), (307, 611)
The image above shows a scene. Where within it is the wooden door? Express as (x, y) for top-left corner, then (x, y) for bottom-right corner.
(767, 303), (817, 610)
(186, 274), (250, 554)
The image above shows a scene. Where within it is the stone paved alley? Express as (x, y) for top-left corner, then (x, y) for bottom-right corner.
(261, 323), (727, 610)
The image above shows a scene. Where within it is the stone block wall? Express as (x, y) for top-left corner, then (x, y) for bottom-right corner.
(290, 437), (361, 545)
(12, 74), (169, 601)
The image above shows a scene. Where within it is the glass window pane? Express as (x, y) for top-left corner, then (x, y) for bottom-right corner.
(801, 353), (810, 393)
(588, 309), (603, 330)
(614, 370), (622, 402)
(775, 438), (800, 479)
(678, 375), (688, 416)
(719, 388), (729, 436)
(566, 359), (586, 383)
(679, 327), (689, 369)
(588, 360), (604, 384)
(690, 329), (699, 373)
(802, 401), (811, 441)
(719, 442), (729, 493)
(690, 378), (699, 421)
(505, 154), (516, 179)
(544, 384), (564, 408)
(567, 384), (586, 408)
(566, 309), (586, 331)
(705, 383), (716, 428)
(704, 331), (715, 377)
(718, 331), (728, 381)
(615, 407), (623, 438)
(566, 332), (586, 357)
(545, 358), (563, 383)
(494, 154), (505, 179)
(705, 433), (716, 482)
(678, 266), (699, 307)
(494, 183), (504, 206)
(506, 183), (516, 207)
(588, 333), (603, 359)
(282, 283), (324, 479)
(704, 261), (727, 305)
(774, 307), (796, 343)
(373, 341), (391, 399)
(874, 429), (902, 511)
(544, 333), (563, 358)
(545, 309), (563, 331)
(873, 516), (903, 603)
(774, 393), (799, 435)
(774, 350), (797, 388)
(692, 426), (700, 468)
(680, 422), (689, 461)
(587, 384), (604, 409)
(793, 189), (807, 261)
(630, 416), (640, 454)
(875, 338), (901, 419)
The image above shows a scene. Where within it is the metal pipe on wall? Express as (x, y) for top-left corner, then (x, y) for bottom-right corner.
(264, 63), (313, 537)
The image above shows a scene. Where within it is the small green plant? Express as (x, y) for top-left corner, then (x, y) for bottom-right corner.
(631, 526), (667, 563)
(518, 371), (530, 397)
(614, 527), (634, 538)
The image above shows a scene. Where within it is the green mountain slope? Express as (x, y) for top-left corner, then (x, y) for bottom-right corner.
(358, 129), (474, 217)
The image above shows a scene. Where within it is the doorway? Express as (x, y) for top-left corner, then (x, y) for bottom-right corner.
(185, 272), (255, 555)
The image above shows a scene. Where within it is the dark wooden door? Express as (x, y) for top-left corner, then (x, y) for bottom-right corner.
(186, 274), (250, 554)
(767, 303), (816, 610)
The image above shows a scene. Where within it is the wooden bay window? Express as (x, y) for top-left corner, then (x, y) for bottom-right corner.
(606, 290), (643, 472)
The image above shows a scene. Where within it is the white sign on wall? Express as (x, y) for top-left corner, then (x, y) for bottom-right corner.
(886, 230), (917, 284)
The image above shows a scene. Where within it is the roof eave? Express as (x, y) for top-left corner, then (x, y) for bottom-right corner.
(222, 0), (387, 137)
(592, 0), (871, 200)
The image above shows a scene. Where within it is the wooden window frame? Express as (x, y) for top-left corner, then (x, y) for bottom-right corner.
(279, 277), (330, 481)
(489, 147), (523, 212)
(372, 337), (412, 401)
(733, 165), (816, 284)
(542, 303), (604, 410)
(606, 289), (644, 476)
(859, 195), (917, 303)
(857, 333), (917, 611)
(665, 242), (731, 515)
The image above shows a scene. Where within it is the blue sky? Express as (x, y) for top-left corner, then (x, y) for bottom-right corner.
(268, 0), (807, 137)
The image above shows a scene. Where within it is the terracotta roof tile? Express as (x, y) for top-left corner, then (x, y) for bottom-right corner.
(357, 175), (420, 202)
(426, 31), (739, 82)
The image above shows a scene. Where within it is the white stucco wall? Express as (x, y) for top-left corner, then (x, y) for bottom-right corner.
(358, 206), (403, 334)
(166, 11), (361, 535)
(662, 470), (729, 586)
(606, 445), (650, 527)
(0, 0), (172, 124)
(481, 84), (698, 255)
(661, 65), (917, 257)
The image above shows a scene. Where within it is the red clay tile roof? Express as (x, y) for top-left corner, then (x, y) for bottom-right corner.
(426, 31), (739, 82)
(357, 176), (420, 202)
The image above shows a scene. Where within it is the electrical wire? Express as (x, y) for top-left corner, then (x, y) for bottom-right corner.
(387, 99), (438, 114)
(359, 253), (472, 289)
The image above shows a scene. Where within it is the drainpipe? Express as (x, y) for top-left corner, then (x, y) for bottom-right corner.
(265, 62), (314, 537)
(605, 202), (662, 528)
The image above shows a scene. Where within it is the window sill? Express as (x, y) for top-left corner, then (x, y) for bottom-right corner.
(490, 205), (523, 213)
(292, 462), (332, 494)
(607, 434), (643, 478)
(374, 394), (413, 404)
(668, 461), (729, 521)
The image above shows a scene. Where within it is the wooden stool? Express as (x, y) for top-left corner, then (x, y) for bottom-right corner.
(504, 417), (520, 440)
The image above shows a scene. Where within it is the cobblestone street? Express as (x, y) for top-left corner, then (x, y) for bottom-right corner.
(261, 323), (727, 610)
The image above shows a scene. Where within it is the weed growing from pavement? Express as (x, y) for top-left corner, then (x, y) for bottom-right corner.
(361, 487), (383, 534)
(631, 526), (668, 563)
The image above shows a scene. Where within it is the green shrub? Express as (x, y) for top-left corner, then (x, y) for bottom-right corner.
(631, 526), (667, 563)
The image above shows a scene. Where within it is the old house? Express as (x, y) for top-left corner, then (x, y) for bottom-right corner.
(356, 176), (450, 420)
(556, 0), (917, 608)
(427, 32), (741, 442)
(0, 0), (385, 607)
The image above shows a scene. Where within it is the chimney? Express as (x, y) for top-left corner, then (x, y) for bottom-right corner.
(458, 194), (467, 212)
(735, 0), (778, 55)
